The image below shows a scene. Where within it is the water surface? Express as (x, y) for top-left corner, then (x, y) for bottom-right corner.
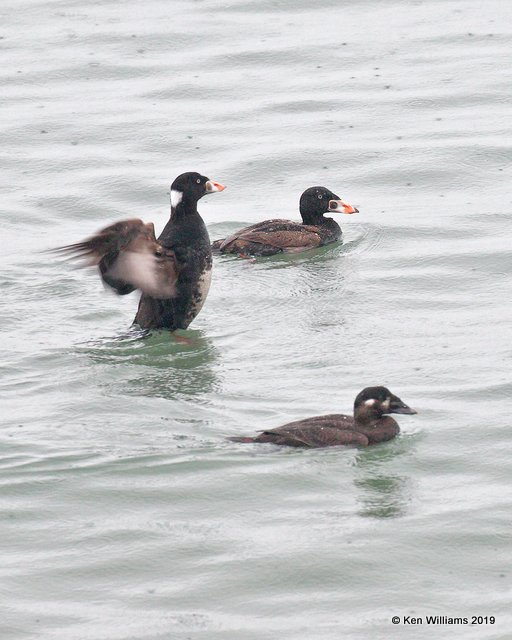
(1, 0), (511, 638)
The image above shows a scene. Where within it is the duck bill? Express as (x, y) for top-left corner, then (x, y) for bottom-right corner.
(205, 180), (226, 193)
(390, 396), (417, 415)
(328, 199), (358, 214)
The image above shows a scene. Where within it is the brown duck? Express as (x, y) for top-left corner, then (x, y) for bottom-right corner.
(228, 386), (417, 448)
(212, 185), (357, 257)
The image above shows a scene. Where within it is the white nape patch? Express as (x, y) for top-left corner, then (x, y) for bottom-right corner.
(364, 399), (377, 406)
(171, 189), (183, 209)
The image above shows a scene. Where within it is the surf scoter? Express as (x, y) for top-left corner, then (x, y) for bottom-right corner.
(228, 386), (416, 448)
(212, 186), (357, 257)
(57, 171), (225, 330)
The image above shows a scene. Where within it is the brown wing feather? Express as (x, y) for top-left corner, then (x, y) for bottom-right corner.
(235, 229), (321, 250)
(55, 219), (178, 298)
(276, 414), (356, 430)
(55, 219), (146, 265)
(218, 219), (321, 252)
(218, 219), (289, 248)
(253, 414), (367, 448)
(256, 425), (369, 448)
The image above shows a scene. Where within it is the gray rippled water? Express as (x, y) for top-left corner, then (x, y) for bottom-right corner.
(1, 0), (512, 638)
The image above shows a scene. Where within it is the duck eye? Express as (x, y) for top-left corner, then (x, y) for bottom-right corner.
(318, 194), (323, 199)
(196, 178), (201, 184)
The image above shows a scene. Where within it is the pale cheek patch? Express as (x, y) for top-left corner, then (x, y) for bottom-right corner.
(382, 398), (391, 411)
(171, 189), (183, 208)
(364, 399), (377, 407)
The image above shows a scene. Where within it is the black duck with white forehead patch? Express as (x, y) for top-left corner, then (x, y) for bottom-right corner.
(212, 186), (357, 257)
(56, 171), (225, 331)
(228, 386), (416, 448)
(135, 172), (225, 330)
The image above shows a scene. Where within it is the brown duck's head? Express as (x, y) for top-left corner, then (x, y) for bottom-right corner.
(299, 186), (358, 224)
(170, 171), (225, 211)
(354, 386), (417, 420)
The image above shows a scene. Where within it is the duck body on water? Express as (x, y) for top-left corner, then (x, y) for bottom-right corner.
(135, 172), (225, 330)
(57, 172), (225, 331)
(229, 387), (416, 448)
(212, 186), (358, 257)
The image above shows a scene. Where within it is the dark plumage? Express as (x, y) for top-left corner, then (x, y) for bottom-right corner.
(228, 386), (417, 448)
(212, 186), (358, 257)
(56, 171), (225, 330)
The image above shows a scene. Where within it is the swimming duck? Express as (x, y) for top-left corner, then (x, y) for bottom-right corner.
(57, 171), (225, 330)
(228, 386), (416, 448)
(212, 186), (357, 257)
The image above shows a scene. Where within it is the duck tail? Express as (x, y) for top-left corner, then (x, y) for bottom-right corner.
(227, 436), (255, 443)
(211, 238), (225, 253)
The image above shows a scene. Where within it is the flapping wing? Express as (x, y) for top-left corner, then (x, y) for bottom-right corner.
(55, 219), (179, 298)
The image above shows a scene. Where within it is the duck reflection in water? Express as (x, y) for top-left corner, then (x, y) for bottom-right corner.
(82, 328), (220, 399)
(354, 442), (413, 519)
